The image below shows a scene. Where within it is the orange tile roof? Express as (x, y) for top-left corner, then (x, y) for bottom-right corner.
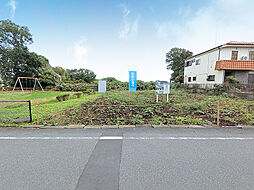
(215, 60), (254, 70)
(225, 41), (254, 45)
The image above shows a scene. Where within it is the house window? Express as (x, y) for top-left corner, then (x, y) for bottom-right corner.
(249, 51), (254, 60)
(185, 61), (192, 67)
(231, 51), (238, 60)
(188, 77), (191, 82)
(207, 75), (215, 81)
(185, 59), (195, 67)
(196, 59), (200, 65)
(193, 76), (197, 81)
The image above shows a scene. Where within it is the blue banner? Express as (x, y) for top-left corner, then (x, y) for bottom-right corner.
(129, 71), (137, 91)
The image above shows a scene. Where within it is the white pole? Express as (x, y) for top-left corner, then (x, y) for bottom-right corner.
(33, 79), (37, 91)
(156, 93), (158, 103)
(12, 78), (19, 92)
(37, 79), (44, 91)
(166, 94), (169, 102)
(19, 78), (24, 93)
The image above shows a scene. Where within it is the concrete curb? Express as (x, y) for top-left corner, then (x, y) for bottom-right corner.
(1, 124), (253, 129)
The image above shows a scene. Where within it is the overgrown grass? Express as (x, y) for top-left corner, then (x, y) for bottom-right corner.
(53, 90), (254, 126)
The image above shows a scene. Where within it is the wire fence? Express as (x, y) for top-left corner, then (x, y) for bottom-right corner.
(0, 100), (32, 125)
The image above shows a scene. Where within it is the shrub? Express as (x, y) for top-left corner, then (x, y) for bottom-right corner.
(73, 92), (82, 98)
(225, 76), (240, 84)
(63, 94), (70, 101)
(56, 95), (64, 102)
(56, 94), (70, 102)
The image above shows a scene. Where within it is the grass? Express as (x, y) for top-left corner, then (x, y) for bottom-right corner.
(0, 91), (101, 126)
(1, 89), (253, 126)
(52, 90), (254, 126)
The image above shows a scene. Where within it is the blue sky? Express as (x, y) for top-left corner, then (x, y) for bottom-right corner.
(1, 0), (254, 81)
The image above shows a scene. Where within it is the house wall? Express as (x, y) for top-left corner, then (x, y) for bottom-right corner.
(184, 46), (254, 85)
(220, 47), (254, 60)
(230, 71), (249, 84)
(184, 49), (224, 85)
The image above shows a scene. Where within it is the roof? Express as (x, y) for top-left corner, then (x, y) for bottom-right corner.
(186, 41), (254, 60)
(215, 60), (254, 70)
(225, 41), (254, 45)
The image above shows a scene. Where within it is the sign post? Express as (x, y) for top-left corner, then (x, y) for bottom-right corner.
(129, 71), (137, 104)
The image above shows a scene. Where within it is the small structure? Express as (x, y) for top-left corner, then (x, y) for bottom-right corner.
(155, 80), (170, 103)
(13, 77), (44, 93)
(98, 80), (106, 93)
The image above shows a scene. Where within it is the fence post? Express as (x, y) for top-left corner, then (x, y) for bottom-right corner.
(28, 100), (32, 123)
(36, 104), (39, 125)
(217, 100), (220, 127)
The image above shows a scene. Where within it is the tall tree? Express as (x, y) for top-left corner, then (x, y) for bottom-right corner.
(0, 20), (60, 86)
(166, 48), (193, 83)
(66, 68), (96, 83)
(0, 19), (33, 49)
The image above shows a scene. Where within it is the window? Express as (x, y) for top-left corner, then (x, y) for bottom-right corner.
(207, 75), (215, 81)
(185, 59), (195, 67)
(249, 51), (254, 60)
(231, 51), (238, 60)
(188, 77), (191, 82)
(193, 76), (196, 81)
(196, 59), (200, 65)
(185, 61), (192, 67)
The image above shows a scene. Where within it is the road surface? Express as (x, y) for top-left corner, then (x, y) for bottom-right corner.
(0, 127), (254, 190)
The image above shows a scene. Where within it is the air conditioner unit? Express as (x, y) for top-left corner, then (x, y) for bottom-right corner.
(241, 56), (248, 60)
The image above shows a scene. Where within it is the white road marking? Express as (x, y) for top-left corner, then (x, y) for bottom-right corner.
(0, 136), (254, 140)
(0, 137), (99, 140)
(125, 137), (254, 140)
(100, 136), (123, 140)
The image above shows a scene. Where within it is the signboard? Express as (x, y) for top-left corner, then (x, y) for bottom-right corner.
(129, 71), (137, 91)
(163, 84), (170, 94)
(98, 80), (106, 93)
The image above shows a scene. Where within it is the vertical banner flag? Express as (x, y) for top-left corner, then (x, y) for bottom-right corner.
(129, 71), (137, 91)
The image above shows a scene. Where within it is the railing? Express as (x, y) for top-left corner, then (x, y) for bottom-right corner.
(0, 100), (32, 124)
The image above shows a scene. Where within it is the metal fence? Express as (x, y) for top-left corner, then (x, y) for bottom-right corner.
(0, 100), (32, 124)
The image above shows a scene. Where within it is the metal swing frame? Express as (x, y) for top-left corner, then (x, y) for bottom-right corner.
(12, 77), (44, 92)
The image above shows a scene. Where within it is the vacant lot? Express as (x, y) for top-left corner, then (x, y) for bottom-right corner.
(52, 90), (254, 126)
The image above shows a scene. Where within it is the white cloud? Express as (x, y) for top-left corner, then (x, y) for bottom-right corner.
(119, 4), (140, 39)
(155, 0), (254, 54)
(8, 0), (16, 18)
(73, 36), (90, 67)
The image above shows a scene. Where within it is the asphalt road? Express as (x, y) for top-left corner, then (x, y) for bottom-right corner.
(1, 127), (254, 190)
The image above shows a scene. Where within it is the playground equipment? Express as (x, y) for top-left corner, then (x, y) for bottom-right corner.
(155, 80), (170, 103)
(12, 77), (44, 93)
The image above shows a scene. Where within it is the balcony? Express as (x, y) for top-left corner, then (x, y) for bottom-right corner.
(215, 60), (254, 70)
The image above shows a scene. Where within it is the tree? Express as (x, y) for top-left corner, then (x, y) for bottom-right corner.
(0, 20), (61, 87)
(0, 20), (34, 85)
(53, 66), (66, 81)
(0, 20), (33, 49)
(65, 69), (96, 83)
(166, 48), (193, 83)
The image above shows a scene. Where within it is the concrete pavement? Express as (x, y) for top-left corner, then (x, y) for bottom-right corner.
(0, 127), (254, 189)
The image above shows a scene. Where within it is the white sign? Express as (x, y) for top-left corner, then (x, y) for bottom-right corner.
(98, 80), (106, 93)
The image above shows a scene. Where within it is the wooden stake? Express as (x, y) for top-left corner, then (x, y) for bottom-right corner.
(217, 100), (220, 127)
(36, 104), (39, 125)
(129, 92), (131, 105)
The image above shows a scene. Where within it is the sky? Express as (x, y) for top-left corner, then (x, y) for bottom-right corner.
(1, 0), (254, 82)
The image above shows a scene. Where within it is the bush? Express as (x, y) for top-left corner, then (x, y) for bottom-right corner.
(73, 92), (82, 98)
(225, 76), (239, 84)
(83, 89), (94, 95)
(56, 94), (70, 102)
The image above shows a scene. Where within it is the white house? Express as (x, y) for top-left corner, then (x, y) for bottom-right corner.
(184, 41), (254, 86)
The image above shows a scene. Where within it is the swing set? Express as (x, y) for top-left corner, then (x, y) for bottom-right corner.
(12, 77), (44, 93)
